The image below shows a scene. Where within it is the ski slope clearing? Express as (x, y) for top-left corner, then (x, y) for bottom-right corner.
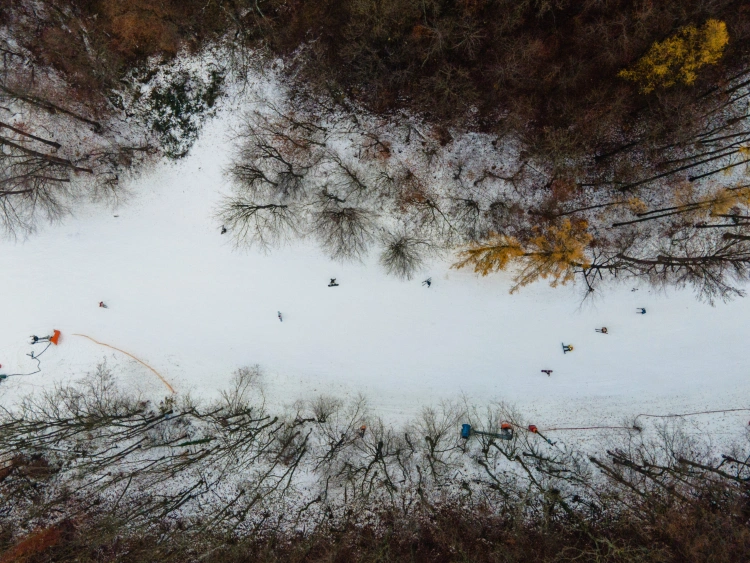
(1, 109), (748, 436)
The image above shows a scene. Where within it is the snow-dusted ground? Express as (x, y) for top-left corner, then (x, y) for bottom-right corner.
(1, 107), (749, 438)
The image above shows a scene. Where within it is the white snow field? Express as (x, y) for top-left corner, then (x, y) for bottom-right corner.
(1, 108), (749, 437)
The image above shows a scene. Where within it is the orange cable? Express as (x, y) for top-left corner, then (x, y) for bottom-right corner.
(73, 334), (175, 394)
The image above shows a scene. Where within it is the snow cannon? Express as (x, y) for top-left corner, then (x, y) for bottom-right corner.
(460, 422), (514, 441)
(30, 330), (61, 345)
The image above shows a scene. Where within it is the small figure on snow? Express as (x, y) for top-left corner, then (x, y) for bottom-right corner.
(358, 425), (367, 438)
(541, 369), (553, 376)
(220, 225), (227, 234)
(631, 288), (639, 292)
(637, 308), (646, 314)
(277, 311), (283, 322)
(422, 278), (432, 288)
(328, 278), (339, 287)
(99, 301), (108, 308)
(595, 327), (608, 334)
(562, 344), (574, 354)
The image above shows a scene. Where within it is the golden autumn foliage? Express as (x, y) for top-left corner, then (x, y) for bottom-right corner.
(626, 197), (649, 214)
(453, 219), (592, 292)
(669, 183), (750, 217)
(619, 19), (728, 93)
(707, 186), (750, 215)
(452, 234), (525, 276)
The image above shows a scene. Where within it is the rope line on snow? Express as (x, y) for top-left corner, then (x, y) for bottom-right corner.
(543, 426), (636, 432)
(633, 408), (750, 425)
(73, 334), (175, 394)
(538, 409), (750, 433)
(2, 343), (53, 378)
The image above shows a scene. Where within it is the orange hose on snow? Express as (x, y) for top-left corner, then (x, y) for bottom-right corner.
(73, 334), (175, 394)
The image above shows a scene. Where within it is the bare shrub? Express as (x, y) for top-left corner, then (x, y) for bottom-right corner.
(219, 365), (265, 414)
(309, 395), (343, 424)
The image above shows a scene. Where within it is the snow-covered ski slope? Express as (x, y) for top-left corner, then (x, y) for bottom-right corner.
(1, 109), (748, 433)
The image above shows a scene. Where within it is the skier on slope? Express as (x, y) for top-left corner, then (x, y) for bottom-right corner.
(637, 308), (646, 314)
(99, 301), (108, 308)
(562, 344), (574, 354)
(278, 311), (283, 322)
(595, 327), (608, 334)
(541, 369), (553, 376)
(422, 278), (432, 288)
(328, 278), (339, 287)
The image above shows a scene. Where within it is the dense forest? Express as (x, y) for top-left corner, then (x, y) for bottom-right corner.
(3, 1), (750, 560)
(3, 0), (750, 299)
(1, 367), (750, 562)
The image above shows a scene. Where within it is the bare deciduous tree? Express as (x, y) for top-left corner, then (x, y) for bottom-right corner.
(312, 193), (375, 261)
(378, 230), (430, 280)
(217, 198), (301, 251)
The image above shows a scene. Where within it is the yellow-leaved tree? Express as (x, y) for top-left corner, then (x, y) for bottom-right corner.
(453, 219), (592, 292)
(619, 19), (728, 93)
(707, 185), (750, 216)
